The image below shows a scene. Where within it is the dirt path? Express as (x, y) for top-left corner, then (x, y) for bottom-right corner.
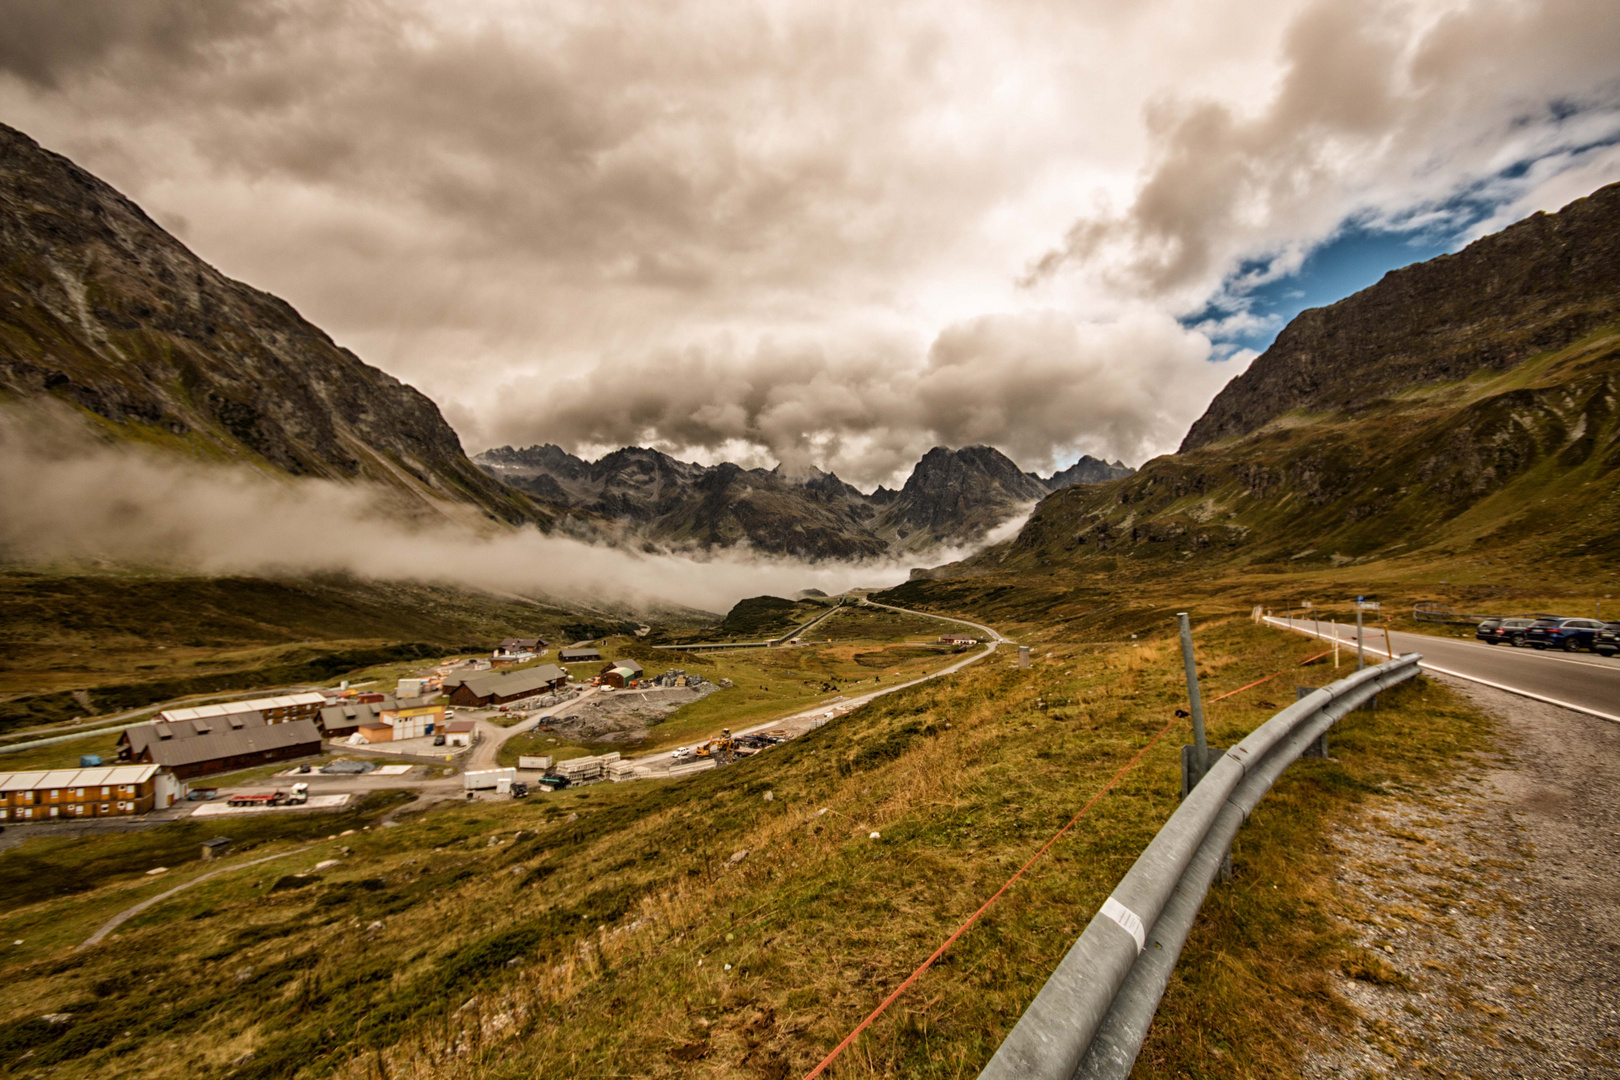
(1300, 676), (1620, 1078)
(78, 850), (295, 950)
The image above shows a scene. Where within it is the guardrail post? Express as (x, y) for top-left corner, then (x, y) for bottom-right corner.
(1176, 613), (1211, 793)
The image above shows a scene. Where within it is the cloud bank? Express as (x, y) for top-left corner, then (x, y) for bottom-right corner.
(1, 0), (1617, 487)
(0, 418), (1005, 614)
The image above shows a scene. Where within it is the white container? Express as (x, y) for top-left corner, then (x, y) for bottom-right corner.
(464, 767), (517, 791)
(518, 755), (553, 771)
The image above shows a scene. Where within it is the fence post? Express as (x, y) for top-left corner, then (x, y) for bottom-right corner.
(1177, 613), (1210, 793)
(1356, 608), (1365, 671)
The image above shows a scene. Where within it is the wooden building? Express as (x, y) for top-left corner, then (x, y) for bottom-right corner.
(558, 647), (601, 664)
(119, 716), (323, 779)
(0, 764), (179, 821)
(444, 665), (568, 707)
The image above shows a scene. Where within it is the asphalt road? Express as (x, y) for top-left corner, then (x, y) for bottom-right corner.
(1266, 616), (1620, 723)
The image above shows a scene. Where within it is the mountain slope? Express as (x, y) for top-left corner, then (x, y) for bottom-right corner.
(1184, 182), (1620, 452)
(477, 443), (1126, 558)
(938, 184), (1620, 584)
(0, 123), (548, 526)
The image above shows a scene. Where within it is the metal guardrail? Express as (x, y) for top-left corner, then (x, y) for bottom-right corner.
(978, 652), (1424, 1080)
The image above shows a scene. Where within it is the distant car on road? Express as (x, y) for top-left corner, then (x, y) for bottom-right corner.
(1476, 617), (1536, 646)
(670, 746), (693, 760)
(1524, 617), (1607, 652)
(1594, 623), (1620, 657)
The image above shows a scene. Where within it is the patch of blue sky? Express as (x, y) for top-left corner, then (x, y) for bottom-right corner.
(1191, 102), (1620, 357)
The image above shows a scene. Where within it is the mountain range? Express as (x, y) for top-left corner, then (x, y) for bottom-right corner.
(474, 443), (1130, 559)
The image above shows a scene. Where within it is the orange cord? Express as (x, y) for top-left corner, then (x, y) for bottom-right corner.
(801, 646), (1331, 1079)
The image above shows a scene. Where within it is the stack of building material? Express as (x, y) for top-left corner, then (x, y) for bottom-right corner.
(605, 760), (638, 782)
(554, 757), (604, 782)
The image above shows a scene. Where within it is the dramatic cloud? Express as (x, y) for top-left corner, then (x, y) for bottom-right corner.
(1, 0), (1616, 486)
(1024, 0), (1620, 311)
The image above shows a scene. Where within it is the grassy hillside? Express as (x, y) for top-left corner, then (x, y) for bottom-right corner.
(0, 570), (702, 732)
(0, 611), (1493, 1079)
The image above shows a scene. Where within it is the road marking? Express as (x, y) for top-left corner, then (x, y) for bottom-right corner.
(1273, 619), (1619, 672)
(1411, 662), (1620, 726)
(1265, 618), (1620, 725)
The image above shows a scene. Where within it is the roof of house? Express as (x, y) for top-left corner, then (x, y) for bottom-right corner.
(0, 764), (161, 792)
(607, 666), (638, 679)
(610, 659), (644, 673)
(158, 692), (324, 723)
(497, 637), (547, 651)
(559, 648), (601, 660)
(123, 717), (323, 770)
(443, 720), (478, 732)
(320, 694), (440, 729)
(446, 664), (567, 700)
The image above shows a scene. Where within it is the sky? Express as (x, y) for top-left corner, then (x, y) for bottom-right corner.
(2, 0), (1618, 490)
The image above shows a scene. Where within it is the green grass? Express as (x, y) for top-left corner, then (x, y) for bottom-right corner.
(0, 613), (1497, 1079)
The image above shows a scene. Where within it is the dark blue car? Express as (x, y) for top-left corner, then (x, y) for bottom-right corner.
(1524, 617), (1607, 652)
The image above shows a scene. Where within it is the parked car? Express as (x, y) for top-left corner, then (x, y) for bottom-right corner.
(1594, 622), (1620, 657)
(186, 788), (219, 801)
(1524, 617), (1608, 652)
(1476, 617), (1537, 646)
(511, 781), (529, 799)
(670, 746), (693, 760)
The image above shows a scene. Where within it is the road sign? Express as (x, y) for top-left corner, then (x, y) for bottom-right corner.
(1356, 599), (1380, 611)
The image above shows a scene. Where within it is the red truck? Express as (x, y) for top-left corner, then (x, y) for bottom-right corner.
(225, 783), (309, 808)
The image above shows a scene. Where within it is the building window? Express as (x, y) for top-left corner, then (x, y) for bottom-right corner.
(101, 786), (110, 797)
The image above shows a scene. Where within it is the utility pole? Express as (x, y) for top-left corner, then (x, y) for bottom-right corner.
(1355, 600), (1366, 670)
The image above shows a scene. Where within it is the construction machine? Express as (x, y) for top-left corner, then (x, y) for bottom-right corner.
(695, 728), (736, 764)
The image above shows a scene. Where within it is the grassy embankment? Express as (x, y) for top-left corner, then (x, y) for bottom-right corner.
(498, 608), (968, 765)
(0, 605), (1495, 1080)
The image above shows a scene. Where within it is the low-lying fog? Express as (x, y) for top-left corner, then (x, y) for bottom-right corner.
(0, 417), (1026, 615)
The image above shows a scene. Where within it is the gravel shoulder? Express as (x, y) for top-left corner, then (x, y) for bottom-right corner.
(1301, 676), (1620, 1078)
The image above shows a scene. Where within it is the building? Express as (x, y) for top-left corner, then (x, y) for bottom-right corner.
(600, 658), (644, 679)
(442, 719), (478, 747)
(600, 666), (640, 689)
(495, 637), (547, 657)
(443, 664), (568, 707)
(322, 696), (443, 740)
(939, 634), (979, 645)
(559, 647), (601, 664)
(379, 700), (444, 740)
(118, 716), (323, 779)
(158, 692), (325, 726)
(0, 764), (181, 821)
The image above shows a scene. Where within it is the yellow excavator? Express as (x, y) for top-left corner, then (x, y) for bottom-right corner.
(695, 728), (736, 764)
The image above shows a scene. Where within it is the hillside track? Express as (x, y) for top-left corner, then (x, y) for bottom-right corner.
(1265, 617), (1620, 724)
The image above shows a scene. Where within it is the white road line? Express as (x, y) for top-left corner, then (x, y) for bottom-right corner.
(1264, 617), (1620, 726)
(1271, 618), (1620, 672)
(1411, 662), (1620, 726)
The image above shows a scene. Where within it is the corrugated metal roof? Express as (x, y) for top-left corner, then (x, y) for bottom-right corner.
(125, 718), (322, 769)
(447, 665), (566, 700)
(0, 763), (161, 792)
(159, 692), (325, 723)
